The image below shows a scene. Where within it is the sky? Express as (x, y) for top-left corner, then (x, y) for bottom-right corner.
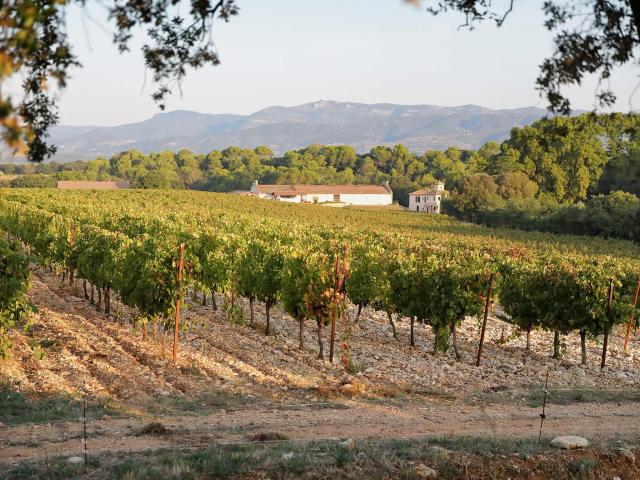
(51, 0), (640, 125)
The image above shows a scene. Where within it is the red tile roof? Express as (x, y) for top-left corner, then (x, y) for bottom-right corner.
(410, 189), (438, 195)
(410, 187), (448, 195)
(268, 190), (302, 196)
(256, 184), (391, 195)
(57, 181), (130, 190)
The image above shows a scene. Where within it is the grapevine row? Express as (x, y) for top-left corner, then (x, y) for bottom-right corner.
(0, 236), (31, 357)
(0, 189), (638, 368)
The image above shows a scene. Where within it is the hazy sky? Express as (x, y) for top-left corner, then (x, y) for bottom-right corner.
(54, 0), (639, 125)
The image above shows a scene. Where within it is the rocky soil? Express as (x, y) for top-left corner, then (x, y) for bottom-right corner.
(2, 268), (639, 401)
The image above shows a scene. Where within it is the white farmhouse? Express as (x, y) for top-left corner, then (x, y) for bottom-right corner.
(249, 180), (393, 206)
(408, 181), (447, 213)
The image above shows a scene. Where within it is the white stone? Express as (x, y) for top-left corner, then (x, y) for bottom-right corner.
(340, 438), (356, 449)
(67, 456), (84, 464)
(413, 464), (437, 478)
(281, 452), (294, 461)
(551, 436), (589, 449)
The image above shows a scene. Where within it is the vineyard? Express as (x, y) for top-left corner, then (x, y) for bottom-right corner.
(1, 188), (640, 478)
(1, 188), (638, 369)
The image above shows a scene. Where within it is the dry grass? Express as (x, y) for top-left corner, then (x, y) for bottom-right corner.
(3, 436), (638, 480)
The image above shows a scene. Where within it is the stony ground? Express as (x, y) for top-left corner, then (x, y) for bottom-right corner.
(3, 269), (638, 401)
(1, 268), (639, 475)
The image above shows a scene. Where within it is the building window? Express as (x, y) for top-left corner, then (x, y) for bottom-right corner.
(437, 196), (440, 201)
(416, 196), (420, 202)
(333, 194), (340, 202)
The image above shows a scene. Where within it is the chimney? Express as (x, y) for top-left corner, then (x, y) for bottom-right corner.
(382, 180), (391, 192)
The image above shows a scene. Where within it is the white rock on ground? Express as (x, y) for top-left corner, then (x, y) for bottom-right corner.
(413, 464), (438, 478)
(67, 456), (84, 464)
(340, 438), (356, 449)
(551, 436), (589, 449)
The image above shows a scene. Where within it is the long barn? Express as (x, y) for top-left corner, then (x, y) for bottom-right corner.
(249, 180), (393, 206)
(57, 181), (130, 190)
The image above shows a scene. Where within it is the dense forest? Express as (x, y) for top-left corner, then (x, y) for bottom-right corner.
(1, 113), (639, 240)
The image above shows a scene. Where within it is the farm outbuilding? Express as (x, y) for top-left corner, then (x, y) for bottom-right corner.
(57, 181), (130, 190)
(249, 181), (393, 206)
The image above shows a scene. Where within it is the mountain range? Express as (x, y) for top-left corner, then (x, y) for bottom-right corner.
(25, 101), (551, 161)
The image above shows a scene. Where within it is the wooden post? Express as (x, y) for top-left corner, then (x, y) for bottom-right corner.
(172, 243), (185, 364)
(410, 317), (415, 347)
(298, 317), (304, 350)
(601, 278), (614, 370)
(329, 252), (340, 363)
(623, 279), (640, 353)
(476, 273), (495, 367)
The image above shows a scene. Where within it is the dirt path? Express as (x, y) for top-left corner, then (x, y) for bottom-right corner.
(1, 400), (639, 465)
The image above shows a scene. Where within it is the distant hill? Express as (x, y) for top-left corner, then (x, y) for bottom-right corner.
(14, 101), (551, 161)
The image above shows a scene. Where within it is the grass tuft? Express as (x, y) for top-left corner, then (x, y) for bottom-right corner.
(0, 384), (119, 426)
(466, 386), (640, 408)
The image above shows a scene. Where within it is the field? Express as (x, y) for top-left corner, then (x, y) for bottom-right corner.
(0, 189), (639, 479)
